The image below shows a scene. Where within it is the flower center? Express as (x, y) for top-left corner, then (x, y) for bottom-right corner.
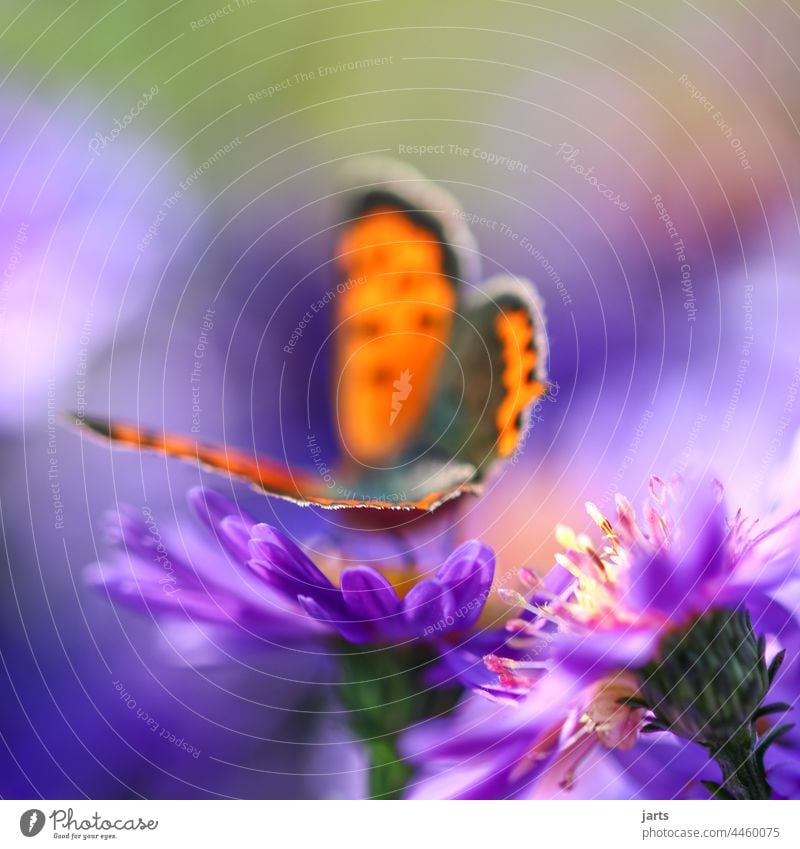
(508, 674), (645, 789)
(582, 674), (644, 751)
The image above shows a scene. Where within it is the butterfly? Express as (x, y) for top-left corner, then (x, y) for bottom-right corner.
(76, 157), (548, 511)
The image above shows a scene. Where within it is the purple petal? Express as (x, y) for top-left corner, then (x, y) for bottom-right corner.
(217, 516), (254, 563)
(623, 547), (685, 618)
(187, 487), (244, 532)
(434, 646), (528, 703)
(766, 758), (800, 800)
(297, 595), (369, 643)
(729, 588), (799, 639)
(248, 524), (334, 594)
(403, 757), (518, 800)
(86, 563), (228, 623)
(187, 488), (258, 565)
(736, 551), (800, 595)
(541, 563), (575, 597)
(340, 566), (401, 620)
(402, 579), (455, 637)
(435, 541), (495, 629)
(401, 671), (577, 800)
(675, 483), (730, 584)
(626, 481), (729, 619)
(554, 624), (661, 680)
(611, 733), (714, 800)
(105, 507), (156, 562)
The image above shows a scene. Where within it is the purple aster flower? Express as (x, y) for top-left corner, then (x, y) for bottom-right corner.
(90, 487), (502, 691)
(402, 668), (713, 800)
(491, 475), (799, 682)
(248, 527), (494, 645)
(87, 488), (324, 648)
(88, 487), (510, 798)
(404, 473), (800, 799)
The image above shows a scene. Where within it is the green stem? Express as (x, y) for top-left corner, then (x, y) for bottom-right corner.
(365, 736), (413, 800)
(707, 728), (773, 800)
(337, 643), (462, 800)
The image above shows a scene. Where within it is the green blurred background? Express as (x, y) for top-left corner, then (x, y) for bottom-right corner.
(5, 0), (798, 228)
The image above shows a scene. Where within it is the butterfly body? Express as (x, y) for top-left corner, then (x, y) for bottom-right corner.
(76, 157), (548, 511)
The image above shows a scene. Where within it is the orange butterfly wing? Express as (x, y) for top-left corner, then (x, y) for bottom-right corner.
(334, 205), (456, 465)
(493, 306), (547, 458)
(73, 415), (476, 511)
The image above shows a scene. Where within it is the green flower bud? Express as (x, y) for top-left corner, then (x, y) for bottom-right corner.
(635, 608), (794, 799)
(638, 609), (769, 743)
